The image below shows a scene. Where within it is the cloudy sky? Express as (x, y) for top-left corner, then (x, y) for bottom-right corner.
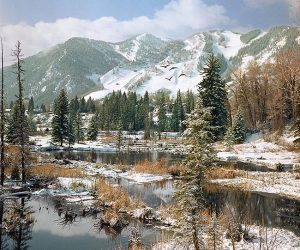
(0, 0), (299, 64)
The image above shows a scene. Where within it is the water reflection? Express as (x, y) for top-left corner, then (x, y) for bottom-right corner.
(0, 197), (35, 250)
(50, 150), (183, 166)
(205, 184), (300, 236)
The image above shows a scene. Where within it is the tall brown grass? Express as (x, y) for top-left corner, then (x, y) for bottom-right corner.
(133, 159), (181, 176)
(29, 163), (85, 178)
(206, 167), (245, 180)
(94, 178), (143, 211)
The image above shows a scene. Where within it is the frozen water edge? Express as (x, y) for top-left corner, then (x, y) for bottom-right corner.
(210, 171), (300, 201)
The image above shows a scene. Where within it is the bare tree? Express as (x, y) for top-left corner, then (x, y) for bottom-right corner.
(12, 41), (27, 184)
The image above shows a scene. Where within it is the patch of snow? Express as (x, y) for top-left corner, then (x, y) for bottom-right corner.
(154, 225), (300, 250)
(214, 31), (244, 59)
(86, 73), (102, 85)
(41, 86), (46, 93)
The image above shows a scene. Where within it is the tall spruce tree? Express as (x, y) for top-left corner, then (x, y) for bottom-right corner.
(51, 89), (69, 146)
(67, 112), (76, 146)
(143, 91), (151, 140)
(231, 109), (246, 143)
(74, 111), (84, 143)
(199, 54), (228, 139)
(28, 97), (34, 113)
(175, 100), (216, 249)
(87, 113), (99, 141)
(157, 92), (167, 139)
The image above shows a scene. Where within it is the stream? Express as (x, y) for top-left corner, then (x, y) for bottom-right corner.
(4, 150), (299, 249)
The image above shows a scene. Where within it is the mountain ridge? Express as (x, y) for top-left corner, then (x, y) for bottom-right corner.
(2, 26), (300, 105)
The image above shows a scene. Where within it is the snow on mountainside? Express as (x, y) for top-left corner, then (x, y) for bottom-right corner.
(3, 26), (300, 104)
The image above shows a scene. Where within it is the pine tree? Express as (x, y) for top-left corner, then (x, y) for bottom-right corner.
(80, 97), (86, 113)
(175, 98), (216, 249)
(117, 122), (123, 151)
(157, 93), (167, 139)
(40, 103), (46, 113)
(27, 111), (37, 135)
(74, 111), (84, 143)
(28, 97), (34, 113)
(231, 109), (246, 143)
(87, 113), (99, 141)
(6, 102), (29, 144)
(207, 212), (223, 250)
(199, 54), (228, 139)
(51, 89), (69, 146)
(67, 112), (75, 146)
(143, 91), (151, 140)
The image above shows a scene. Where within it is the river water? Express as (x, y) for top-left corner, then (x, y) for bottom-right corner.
(4, 150), (299, 249)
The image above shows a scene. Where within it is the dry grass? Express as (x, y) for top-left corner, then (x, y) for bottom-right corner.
(157, 204), (178, 221)
(206, 167), (245, 180)
(94, 178), (143, 211)
(29, 163), (85, 178)
(133, 159), (181, 176)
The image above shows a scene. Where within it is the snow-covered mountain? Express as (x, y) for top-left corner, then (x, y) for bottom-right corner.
(3, 26), (300, 104)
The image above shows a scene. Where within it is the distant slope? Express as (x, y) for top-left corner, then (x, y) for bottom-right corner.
(3, 26), (300, 104)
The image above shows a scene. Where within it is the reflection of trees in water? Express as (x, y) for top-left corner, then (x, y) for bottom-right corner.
(204, 185), (300, 232)
(0, 197), (35, 250)
(6, 198), (34, 250)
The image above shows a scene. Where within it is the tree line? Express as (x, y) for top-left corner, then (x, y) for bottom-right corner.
(51, 88), (196, 145)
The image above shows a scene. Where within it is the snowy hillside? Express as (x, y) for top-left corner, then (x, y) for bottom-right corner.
(3, 26), (300, 103)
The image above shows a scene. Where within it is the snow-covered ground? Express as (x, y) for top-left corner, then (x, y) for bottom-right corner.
(82, 161), (172, 183)
(31, 135), (117, 152)
(217, 132), (300, 169)
(211, 171), (300, 201)
(154, 225), (300, 250)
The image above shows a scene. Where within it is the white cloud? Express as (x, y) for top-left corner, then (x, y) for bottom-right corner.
(244, 0), (300, 21)
(0, 0), (234, 65)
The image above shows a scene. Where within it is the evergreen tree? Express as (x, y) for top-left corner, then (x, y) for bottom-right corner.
(157, 93), (167, 139)
(67, 112), (76, 146)
(170, 91), (185, 132)
(231, 109), (246, 143)
(6, 101), (30, 144)
(74, 111), (84, 143)
(70, 96), (80, 113)
(207, 212), (223, 250)
(117, 123), (123, 151)
(199, 54), (228, 139)
(186, 89), (195, 114)
(80, 97), (86, 113)
(175, 98), (216, 249)
(51, 89), (69, 146)
(225, 109), (246, 145)
(28, 97), (34, 113)
(224, 126), (235, 149)
(40, 103), (46, 113)
(27, 111), (37, 135)
(170, 99), (180, 132)
(6, 102), (20, 144)
(87, 113), (99, 141)
(143, 91), (151, 140)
